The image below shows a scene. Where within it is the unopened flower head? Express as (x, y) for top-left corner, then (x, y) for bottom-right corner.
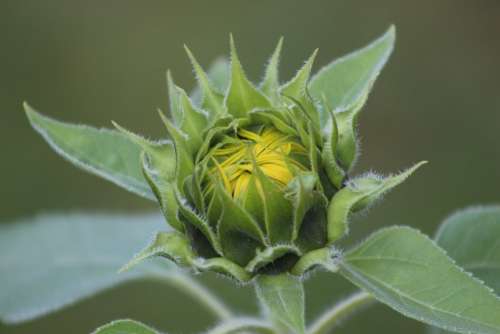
(112, 32), (425, 282)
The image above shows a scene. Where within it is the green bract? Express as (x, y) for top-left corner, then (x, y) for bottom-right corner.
(25, 26), (425, 283)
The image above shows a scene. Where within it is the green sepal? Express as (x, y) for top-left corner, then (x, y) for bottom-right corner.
(281, 49), (320, 129)
(290, 247), (339, 276)
(191, 57), (230, 106)
(260, 37), (283, 104)
(253, 166), (294, 244)
(246, 245), (301, 273)
(158, 111), (194, 189)
(215, 183), (267, 266)
(250, 109), (297, 137)
(334, 90), (369, 170)
(166, 71), (183, 126)
(174, 85), (208, 152)
(111, 122), (176, 180)
(285, 173), (317, 241)
(321, 111), (345, 188)
(193, 257), (251, 283)
(293, 195), (328, 252)
(327, 161), (427, 243)
(141, 153), (183, 231)
(111, 122), (182, 231)
(174, 188), (223, 256)
(225, 36), (271, 118)
(184, 46), (226, 117)
(119, 231), (195, 272)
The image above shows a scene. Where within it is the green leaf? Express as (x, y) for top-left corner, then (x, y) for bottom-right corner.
(327, 161), (426, 243)
(435, 206), (500, 293)
(92, 319), (160, 334)
(226, 36), (271, 118)
(430, 206), (500, 334)
(0, 213), (172, 324)
(339, 226), (500, 334)
(25, 104), (154, 200)
(309, 25), (395, 123)
(255, 274), (305, 334)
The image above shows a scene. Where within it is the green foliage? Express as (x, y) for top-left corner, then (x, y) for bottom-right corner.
(255, 274), (305, 334)
(92, 319), (160, 334)
(25, 103), (155, 200)
(309, 25), (395, 119)
(435, 206), (500, 292)
(339, 226), (500, 334)
(0, 213), (169, 324)
(430, 206), (500, 334)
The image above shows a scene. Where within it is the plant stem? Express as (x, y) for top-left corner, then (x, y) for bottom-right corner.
(205, 317), (276, 334)
(307, 291), (374, 334)
(161, 273), (233, 320)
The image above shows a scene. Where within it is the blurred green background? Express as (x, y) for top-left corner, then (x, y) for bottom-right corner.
(2, 0), (499, 333)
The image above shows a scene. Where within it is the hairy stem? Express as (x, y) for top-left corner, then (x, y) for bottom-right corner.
(158, 273), (233, 320)
(307, 291), (374, 334)
(204, 317), (276, 334)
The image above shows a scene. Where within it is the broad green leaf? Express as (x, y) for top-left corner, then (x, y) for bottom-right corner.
(435, 206), (500, 293)
(226, 36), (271, 118)
(255, 274), (305, 334)
(309, 25), (395, 123)
(92, 319), (160, 334)
(0, 213), (172, 324)
(339, 226), (500, 334)
(430, 206), (500, 334)
(327, 161), (426, 243)
(25, 104), (154, 200)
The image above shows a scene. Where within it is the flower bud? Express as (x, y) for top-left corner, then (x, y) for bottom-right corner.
(118, 34), (424, 282)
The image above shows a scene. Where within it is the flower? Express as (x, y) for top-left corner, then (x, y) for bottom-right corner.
(114, 35), (425, 283)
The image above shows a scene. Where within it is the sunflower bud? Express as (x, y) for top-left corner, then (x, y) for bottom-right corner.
(117, 30), (425, 282)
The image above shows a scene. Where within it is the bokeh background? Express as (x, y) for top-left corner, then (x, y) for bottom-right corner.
(2, 0), (499, 333)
